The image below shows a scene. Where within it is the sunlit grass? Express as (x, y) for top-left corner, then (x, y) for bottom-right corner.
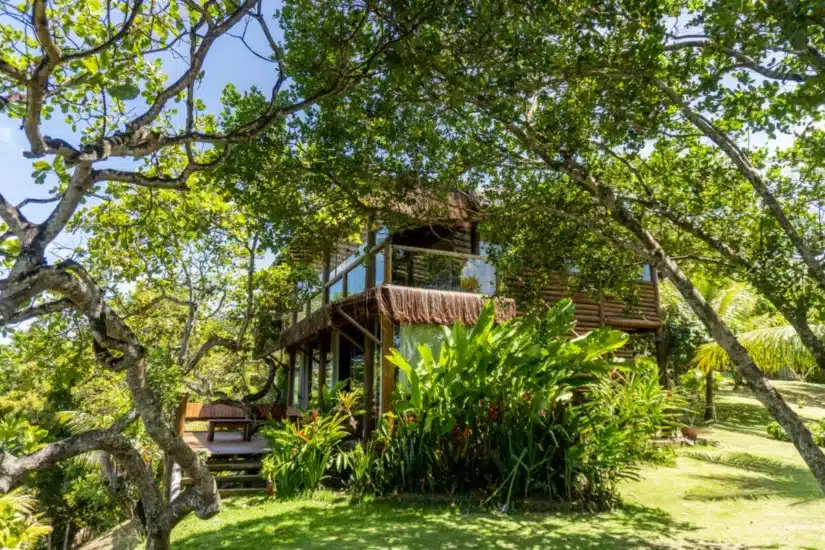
(173, 380), (825, 549)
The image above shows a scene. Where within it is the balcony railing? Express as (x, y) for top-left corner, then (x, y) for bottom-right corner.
(282, 239), (496, 329)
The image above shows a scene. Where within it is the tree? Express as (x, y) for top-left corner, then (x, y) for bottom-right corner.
(332, 0), (825, 490)
(0, 1), (421, 547)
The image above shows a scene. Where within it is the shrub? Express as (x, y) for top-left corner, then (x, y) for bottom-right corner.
(766, 421), (791, 442)
(362, 299), (676, 508)
(767, 420), (825, 446)
(260, 412), (349, 498)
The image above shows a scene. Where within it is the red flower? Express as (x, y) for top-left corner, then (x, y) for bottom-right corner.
(312, 410), (319, 421)
(487, 405), (498, 421)
(610, 370), (618, 380)
(667, 391), (673, 398)
(407, 414), (417, 423)
(451, 425), (461, 441)
(538, 409), (547, 417)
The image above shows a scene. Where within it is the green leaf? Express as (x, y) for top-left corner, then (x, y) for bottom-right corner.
(108, 83), (140, 101)
(81, 57), (100, 75)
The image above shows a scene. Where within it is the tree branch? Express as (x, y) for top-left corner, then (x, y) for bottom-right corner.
(5, 298), (73, 324)
(664, 40), (810, 82)
(62, 0), (146, 62)
(126, 0), (257, 133)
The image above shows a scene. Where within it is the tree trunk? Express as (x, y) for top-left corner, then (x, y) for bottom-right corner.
(543, 156), (825, 492)
(661, 255), (825, 492)
(62, 519), (73, 550)
(655, 326), (671, 388)
(145, 530), (171, 550)
(704, 369), (715, 422)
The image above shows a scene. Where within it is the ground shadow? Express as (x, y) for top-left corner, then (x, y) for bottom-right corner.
(172, 498), (783, 550)
(682, 451), (823, 504)
(712, 398), (778, 438)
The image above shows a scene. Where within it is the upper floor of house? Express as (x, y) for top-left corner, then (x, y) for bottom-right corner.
(279, 192), (663, 342)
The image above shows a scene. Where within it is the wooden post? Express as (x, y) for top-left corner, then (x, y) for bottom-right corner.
(287, 350), (296, 407)
(319, 337), (328, 402)
(363, 319), (375, 439)
(383, 240), (393, 285)
(380, 314), (394, 415)
(598, 292), (605, 327)
(470, 223), (480, 255)
(303, 343), (313, 408)
(322, 247), (331, 303)
(342, 271), (348, 298)
(319, 248), (331, 401)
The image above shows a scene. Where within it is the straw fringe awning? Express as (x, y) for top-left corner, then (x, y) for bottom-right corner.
(278, 285), (516, 350)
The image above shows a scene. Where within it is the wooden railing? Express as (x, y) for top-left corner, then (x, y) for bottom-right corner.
(281, 239), (495, 329)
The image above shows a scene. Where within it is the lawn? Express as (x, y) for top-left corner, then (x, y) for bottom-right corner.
(173, 381), (825, 549)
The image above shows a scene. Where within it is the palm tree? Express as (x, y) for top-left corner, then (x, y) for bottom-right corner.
(0, 488), (52, 550)
(663, 278), (817, 421)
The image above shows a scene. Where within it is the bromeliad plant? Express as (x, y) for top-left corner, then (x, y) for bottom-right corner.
(260, 410), (350, 498)
(378, 299), (674, 507)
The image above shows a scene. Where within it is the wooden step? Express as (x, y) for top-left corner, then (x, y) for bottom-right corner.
(183, 474), (265, 487)
(207, 461), (261, 471)
(219, 487), (268, 497)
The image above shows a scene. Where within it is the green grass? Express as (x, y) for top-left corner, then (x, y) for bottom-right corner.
(173, 381), (825, 549)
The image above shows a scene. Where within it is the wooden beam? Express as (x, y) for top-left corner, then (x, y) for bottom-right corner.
(287, 350), (296, 407)
(319, 336), (328, 401)
(337, 308), (381, 346)
(302, 344), (313, 408)
(380, 314), (394, 415)
(325, 238), (386, 290)
(335, 326), (364, 352)
(322, 247), (331, 304)
(392, 244), (486, 261)
(363, 318), (375, 439)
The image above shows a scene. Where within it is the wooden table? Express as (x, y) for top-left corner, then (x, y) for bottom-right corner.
(206, 418), (253, 442)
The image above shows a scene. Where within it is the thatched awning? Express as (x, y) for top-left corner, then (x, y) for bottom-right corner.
(278, 284), (516, 350)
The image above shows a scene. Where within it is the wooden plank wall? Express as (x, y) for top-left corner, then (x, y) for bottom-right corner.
(503, 274), (662, 332)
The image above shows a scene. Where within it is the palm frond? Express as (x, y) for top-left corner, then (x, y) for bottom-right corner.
(694, 324), (822, 374)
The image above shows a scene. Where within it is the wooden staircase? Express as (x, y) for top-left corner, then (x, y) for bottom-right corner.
(183, 458), (269, 497)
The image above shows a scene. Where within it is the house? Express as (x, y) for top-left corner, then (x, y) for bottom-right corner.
(274, 192), (664, 438)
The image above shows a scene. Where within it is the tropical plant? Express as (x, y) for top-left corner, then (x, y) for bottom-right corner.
(0, 488), (52, 550)
(663, 278), (812, 420)
(365, 299), (676, 508)
(260, 413), (349, 498)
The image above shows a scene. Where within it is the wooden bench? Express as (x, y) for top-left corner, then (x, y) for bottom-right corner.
(206, 418), (253, 442)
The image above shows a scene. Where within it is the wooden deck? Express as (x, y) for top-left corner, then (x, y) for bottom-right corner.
(183, 431), (270, 456)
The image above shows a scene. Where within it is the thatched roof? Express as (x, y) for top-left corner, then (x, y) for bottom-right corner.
(278, 285), (516, 350)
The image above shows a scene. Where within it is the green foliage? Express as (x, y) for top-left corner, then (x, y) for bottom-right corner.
(678, 368), (726, 401)
(350, 300), (677, 508)
(0, 488), (52, 550)
(261, 413), (350, 498)
(0, 417), (49, 455)
(766, 421), (791, 443)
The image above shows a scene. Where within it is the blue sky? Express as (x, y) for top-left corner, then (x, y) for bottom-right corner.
(1, 3), (279, 228)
